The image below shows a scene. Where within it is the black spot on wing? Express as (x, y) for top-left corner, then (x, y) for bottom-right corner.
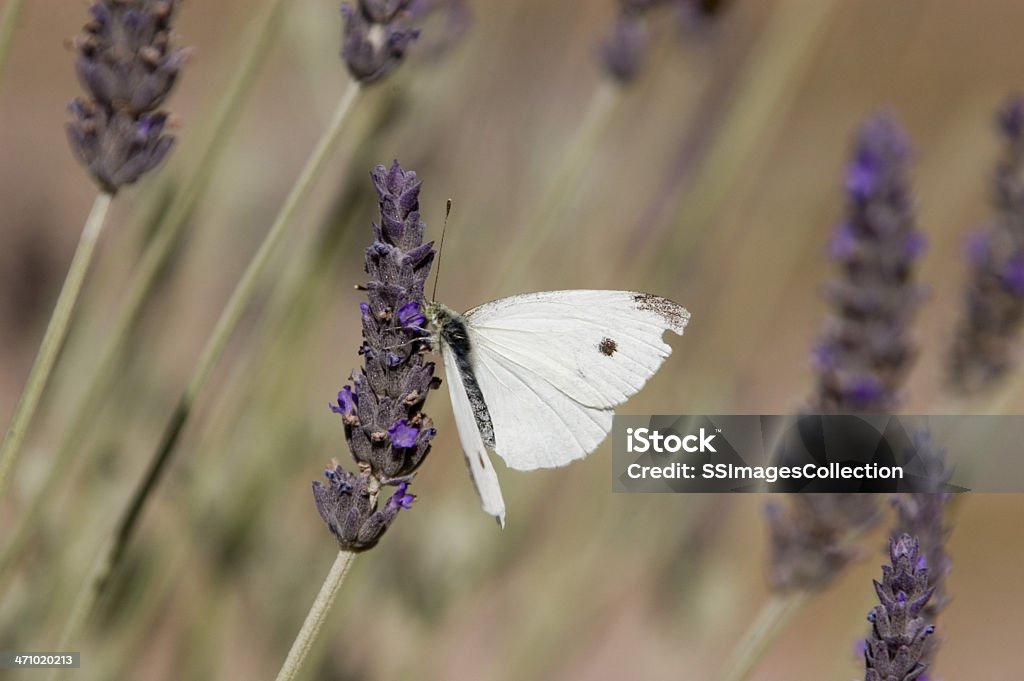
(599, 337), (618, 356)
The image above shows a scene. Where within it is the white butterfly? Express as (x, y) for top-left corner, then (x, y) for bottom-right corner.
(426, 290), (690, 527)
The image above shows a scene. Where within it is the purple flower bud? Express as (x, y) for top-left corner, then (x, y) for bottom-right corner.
(387, 419), (419, 448)
(846, 156), (879, 202)
(387, 481), (416, 510)
(330, 386), (358, 416)
(829, 222), (857, 260)
(398, 300), (427, 330)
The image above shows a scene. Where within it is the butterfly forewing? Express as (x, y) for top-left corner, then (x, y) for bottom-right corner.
(462, 290), (689, 471)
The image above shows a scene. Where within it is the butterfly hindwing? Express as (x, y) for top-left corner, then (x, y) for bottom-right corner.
(440, 343), (507, 526)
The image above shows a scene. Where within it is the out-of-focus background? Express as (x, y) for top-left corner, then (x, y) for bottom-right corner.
(1, 0), (1023, 679)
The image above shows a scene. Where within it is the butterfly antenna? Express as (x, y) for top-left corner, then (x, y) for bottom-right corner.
(431, 198), (453, 302)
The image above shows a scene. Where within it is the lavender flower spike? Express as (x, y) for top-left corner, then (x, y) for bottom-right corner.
(313, 161), (438, 551)
(767, 115), (923, 593)
(950, 96), (1024, 392)
(892, 432), (952, 673)
(811, 114), (925, 413)
(341, 0), (421, 83)
(863, 535), (936, 681)
(66, 0), (190, 193)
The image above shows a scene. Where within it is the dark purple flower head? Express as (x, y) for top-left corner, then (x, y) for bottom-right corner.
(313, 161), (439, 551)
(67, 0), (189, 192)
(950, 95), (1024, 392)
(892, 433), (952, 672)
(811, 114), (923, 414)
(341, 2), (421, 83)
(863, 535), (936, 681)
(312, 463), (414, 551)
(67, 102), (176, 193)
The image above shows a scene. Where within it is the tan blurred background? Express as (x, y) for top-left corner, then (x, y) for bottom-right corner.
(1, 0), (1023, 679)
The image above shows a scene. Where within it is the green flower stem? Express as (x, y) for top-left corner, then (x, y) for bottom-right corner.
(274, 550), (357, 681)
(0, 0), (25, 89)
(712, 592), (809, 681)
(0, 192), (114, 500)
(53, 82), (362, 654)
(0, 0), (289, 586)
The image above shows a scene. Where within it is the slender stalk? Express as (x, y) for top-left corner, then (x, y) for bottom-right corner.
(0, 192), (114, 500)
(0, 0), (26, 90)
(52, 84), (362, 655)
(0, 0), (289, 584)
(275, 550), (357, 681)
(712, 592), (809, 681)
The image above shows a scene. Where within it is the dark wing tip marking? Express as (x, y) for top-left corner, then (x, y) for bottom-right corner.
(599, 337), (618, 356)
(632, 293), (690, 334)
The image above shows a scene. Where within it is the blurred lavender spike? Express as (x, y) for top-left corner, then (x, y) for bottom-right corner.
(863, 535), (936, 681)
(600, 0), (730, 83)
(313, 161), (438, 551)
(811, 114), (925, 413)
(765, 494), (881, 592)
(767, 115), (925, 593)
(66, 0), (190, 193)
(341, 0), (421, 83)
(950, 96), (1024, 393)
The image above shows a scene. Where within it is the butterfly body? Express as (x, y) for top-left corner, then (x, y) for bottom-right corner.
(426, 291), (690, 527)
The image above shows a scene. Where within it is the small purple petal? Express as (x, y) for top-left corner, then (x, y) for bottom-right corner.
(846, 157), (878, 201)
(387, 481), (416, 510)
(829, 222), (857, 260)
(330, 385), (358, 416)
(1001, 255), (1024, 295)
(845, 376), (885, 407)
(398, 300), (427, 330)
(388, 419), (418, 448)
